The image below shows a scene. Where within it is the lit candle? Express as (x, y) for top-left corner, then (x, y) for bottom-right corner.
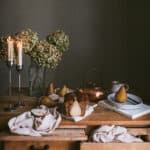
(16, 41), (23, 66)
(7, 36), (14, 62)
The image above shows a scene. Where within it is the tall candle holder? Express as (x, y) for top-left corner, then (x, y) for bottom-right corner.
(16, 65), (25, 107)
(7, 61), (15, 111)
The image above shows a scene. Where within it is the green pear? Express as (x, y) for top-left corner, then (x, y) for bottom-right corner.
(58, 85), (68, 97)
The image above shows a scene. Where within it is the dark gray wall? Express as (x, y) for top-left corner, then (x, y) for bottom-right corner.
(0, 0), (149, 103)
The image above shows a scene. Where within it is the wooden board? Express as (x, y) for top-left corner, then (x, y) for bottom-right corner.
(0, 128), (87, 141)
(60, 106), (150, 126)
(4, 141), (79, 150)
(0, 96), (150, 130)
(80, 142), (150, 150)
(0, 96), (38, 130)
(0, 96), (38, 110)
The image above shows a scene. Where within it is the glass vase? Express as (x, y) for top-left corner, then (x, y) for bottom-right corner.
(28, 60), (46, 97)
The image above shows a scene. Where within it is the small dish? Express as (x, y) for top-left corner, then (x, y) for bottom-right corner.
(107, 93), (143, 110)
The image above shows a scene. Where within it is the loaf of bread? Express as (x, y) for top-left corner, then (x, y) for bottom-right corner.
(63, 91), (89, 117)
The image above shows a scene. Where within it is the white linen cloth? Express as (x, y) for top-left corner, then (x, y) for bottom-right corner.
(8, 105), (61, 136)
(92, 125), (143, 143)
(62, 104), (97, 122)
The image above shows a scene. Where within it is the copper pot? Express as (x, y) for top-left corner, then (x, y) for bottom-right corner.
(79, 87), (106, 102)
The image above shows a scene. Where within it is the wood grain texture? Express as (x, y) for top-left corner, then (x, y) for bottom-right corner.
(0, 96), (38, 131)
(0, 96), (150, 131)
(80, 142), (150, 150)
(0, 96), (150, 150)
(127, 128), (150, 136)
(81, 128), (150, 150)
(0, 96), (38, 110)
(60, 106), (150, 126)
(0, 128), (87, 141)
(0, 128), (149, 142)
(4, 141), (80, 150)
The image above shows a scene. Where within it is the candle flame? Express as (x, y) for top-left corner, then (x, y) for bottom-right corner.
(16, 41), (22, 48)
(7, 36), (13, 42)
(8, 36), (11, 40)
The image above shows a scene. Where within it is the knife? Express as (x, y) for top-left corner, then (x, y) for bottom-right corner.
(128, 97), (139, 104)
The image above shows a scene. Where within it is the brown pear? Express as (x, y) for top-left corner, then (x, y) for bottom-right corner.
(115, 86), (127, 103)
(47, 82), (55, 95)
(40, 96), (56, 107)
(58, 85), (68, 97)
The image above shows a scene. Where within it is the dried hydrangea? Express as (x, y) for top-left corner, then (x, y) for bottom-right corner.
(15, 29), (38, 54)
(0, 36), (8, 61)
(31, 40), (62, 69)
(0, 35), (17, 62)
(0, 29), (69, 69)
(46, 30), (69, 52)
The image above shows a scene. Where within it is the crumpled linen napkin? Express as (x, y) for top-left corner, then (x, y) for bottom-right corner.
(92, 125), (143, 143)
(8, 105), (61, 136)
(62, 104), (97, 122)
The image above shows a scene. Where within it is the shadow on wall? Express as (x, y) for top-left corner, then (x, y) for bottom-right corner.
(0, 0), (149, 103)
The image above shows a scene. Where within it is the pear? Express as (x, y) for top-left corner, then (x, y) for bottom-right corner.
(40, 96), (56, 107)
(70, 100), (82, 117)
(115, 86), (127, 103)
(58, 85), (68, 97)
(47, 82), (55, 95)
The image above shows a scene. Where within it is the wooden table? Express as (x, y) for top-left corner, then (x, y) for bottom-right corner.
(61, 106), (150, 126)
(0, 96), (150, 150)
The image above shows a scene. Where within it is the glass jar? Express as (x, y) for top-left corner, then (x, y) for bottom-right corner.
(28, 60), (46, 97)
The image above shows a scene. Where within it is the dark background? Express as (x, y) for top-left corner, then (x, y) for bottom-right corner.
(0, 0), (149, 103)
